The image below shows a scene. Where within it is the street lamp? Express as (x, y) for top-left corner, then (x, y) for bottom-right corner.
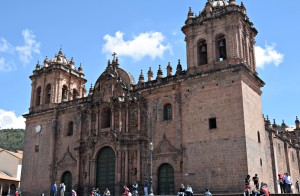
(149, 142), (154, 196)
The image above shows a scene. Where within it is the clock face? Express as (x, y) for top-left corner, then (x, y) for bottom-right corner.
(35, 124), (41, 134)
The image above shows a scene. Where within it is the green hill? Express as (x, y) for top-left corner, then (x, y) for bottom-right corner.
(0, 129), (24, 151)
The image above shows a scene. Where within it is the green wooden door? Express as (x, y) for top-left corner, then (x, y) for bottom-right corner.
(61, 171), (72, 195)
(158, 163), (174, 195)
(96, 147), (115, 195)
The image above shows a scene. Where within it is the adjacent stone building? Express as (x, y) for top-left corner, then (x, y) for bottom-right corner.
(21, 0), (300, 195)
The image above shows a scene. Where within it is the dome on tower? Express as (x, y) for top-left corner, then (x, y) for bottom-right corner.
(209, 0), (229, 8)
(49, 49), (69, 65)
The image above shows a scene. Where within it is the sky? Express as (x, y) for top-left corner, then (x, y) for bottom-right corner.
(0, 0), (299, 129)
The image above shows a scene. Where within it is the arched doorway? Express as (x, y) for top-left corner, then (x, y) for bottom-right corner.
(158, 163), (175, 195)
(10, 184), (16, 195)
(61, 171), (72, 195)
(1, 183), (9, 195)
(96, 147), (115, 195)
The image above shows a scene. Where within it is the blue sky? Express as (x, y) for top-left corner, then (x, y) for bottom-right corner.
(0, 0), (299, 129)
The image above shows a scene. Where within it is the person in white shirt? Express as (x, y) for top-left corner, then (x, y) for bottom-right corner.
(284, 172), (293, 193)
(60, 183), (66, 196)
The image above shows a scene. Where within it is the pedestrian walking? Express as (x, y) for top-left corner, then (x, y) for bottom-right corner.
(278, 173), (285, 193)
(132, 181), (138, 196)
(60, 183), (66, 196)
(52, 182), (57, 196)
(284, 172), (293, 193)
(144, 179), (148, 196)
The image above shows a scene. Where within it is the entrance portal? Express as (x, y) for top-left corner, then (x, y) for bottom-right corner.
(61, 171), (72, 195)
(158, 163), (175, 195)
(96, 147), (115, 195)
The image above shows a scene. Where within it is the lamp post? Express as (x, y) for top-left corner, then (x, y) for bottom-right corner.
(149, 142), (154, 196)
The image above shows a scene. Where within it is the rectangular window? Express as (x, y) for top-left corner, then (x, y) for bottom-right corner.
(209, 118), (217, 129)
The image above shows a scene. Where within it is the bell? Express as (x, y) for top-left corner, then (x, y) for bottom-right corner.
(201, 45), (207, 52)
(219, 40), (225, 47)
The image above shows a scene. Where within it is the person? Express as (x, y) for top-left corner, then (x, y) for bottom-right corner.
(15, 190), (19, 196)
(296, 180), (299, 193)
(284, 172), (293, 193)
(244, 175), (251, 196)
(52, 182), (57, 196)
(185, 185), (193, 196)
(252, 186), (260, 196)
(123, 185), (130, 196)
(177, 184), (185, 196)
(260, 183), (270, 196)
(72, 189), (77, 196)
(204, 188), (212, 196)
(60, 183), (66, 196)
(144, 179), (148, 196)
(132, 181), (138, 196)
(104, 187), (110, 196)
(252, 174), (259, 189)
(278, 173), (285, 193)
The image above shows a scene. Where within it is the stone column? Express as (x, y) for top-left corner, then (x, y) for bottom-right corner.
(111, 108), (115, 130)
(126, 109), (129, 133)
(119, 110), (122, 131)
(97, 109), (101, 135)
(137, 150), (141, 181)
(125, 150), (129, 183)
(138, 107), (141, 131)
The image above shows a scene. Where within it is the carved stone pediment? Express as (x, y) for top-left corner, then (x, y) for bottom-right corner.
(153, 133), (181, 156)
(58, 148), (77, 169)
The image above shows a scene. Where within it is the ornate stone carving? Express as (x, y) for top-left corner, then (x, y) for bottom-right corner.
(153, 133), (181, 156)
(57, 148), (77, 169)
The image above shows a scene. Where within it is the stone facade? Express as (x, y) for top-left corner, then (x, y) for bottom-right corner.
(21, 0), (300, 195)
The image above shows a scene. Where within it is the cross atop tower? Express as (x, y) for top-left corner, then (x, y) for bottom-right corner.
(112, 52), (117, 61)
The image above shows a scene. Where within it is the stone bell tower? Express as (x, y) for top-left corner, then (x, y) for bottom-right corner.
(180, 1), (269, 193)
(182, 0), (257, 75)
(29, 49), (87, 112)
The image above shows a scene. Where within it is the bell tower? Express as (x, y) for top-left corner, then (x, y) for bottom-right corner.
(182, 0), (257, 74)
(29, 49), (87, 112)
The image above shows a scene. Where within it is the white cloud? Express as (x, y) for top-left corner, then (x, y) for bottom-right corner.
(102, 31), (172, 61)
(0, 57), (15, 72)
(0, 109), (25, 129)
(16, 29), (41, 65)
(255, 44), (284, 68)
(0, 38), (14, 53)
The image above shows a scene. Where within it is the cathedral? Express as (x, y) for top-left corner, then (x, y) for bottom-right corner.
(21, 0), (300, 195)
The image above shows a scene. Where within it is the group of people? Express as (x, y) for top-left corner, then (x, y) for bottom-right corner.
(91, 187), (110, 196)
(51, 182), (66, 196)
(244, 174), (270, 196)
(122, 181), (139, 196)
(278, 172), (299, 193)
(177, 183), (194, 196)
(51, 182), (76, 196)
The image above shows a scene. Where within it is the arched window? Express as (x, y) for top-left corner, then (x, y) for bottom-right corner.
(257, 131), (261, 143)
(35, 86), (42, 106)
(101, 107), (111, 128)
(164, 104), (172, 121)
(198, 40), (208, 65)
(45, 84), (51, 104)
(67, 121), (73, 136)
(73, 89), (79, 100)
(62, 85), (68, 102)
(216, 35), (227, 61)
